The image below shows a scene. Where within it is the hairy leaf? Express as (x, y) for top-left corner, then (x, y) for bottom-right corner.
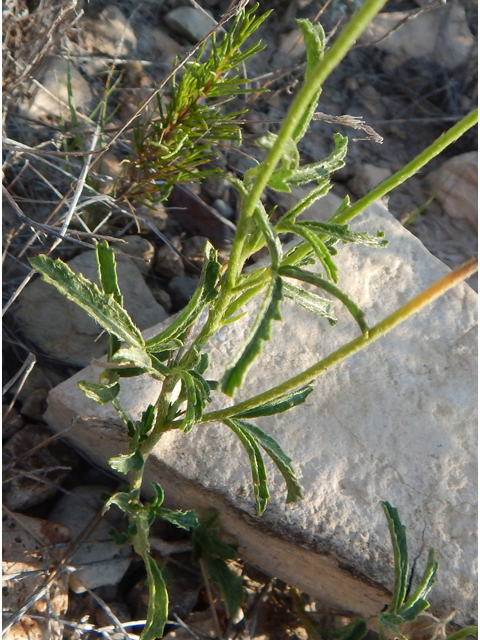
(381, 501), (409, 613)
(192, 512), (238, 563)
(225, 419), (269, 515)
(229, 419), (303, 504)
(145, 241), (220, 349)
(278, 179), (331, 225)
(103, 491), (138, 518)
(154, 507), (199, 530)
(205, 556), (244, 617)
(109, 450), (144, 474)
(179, 370), (197, 433)
(252, 202), (283, 268)
(142, 553), (169, 640)
(282, 280), (337, 324)
(221, 276), (283, 397)
(292, 19), (325, 143)
(289, 133), (348, 186)
(378, 613), (408, 640)
(146, 338), (184, 353)
(299, 220), (388, 248)
(232, 384), (314, 419)
(95, 241), (123, 304)
(279, 265), (369, 335)
(77, 379), (120, 405)
(283, 224), (338, 281)
(29, 255), (144, 348)
(402, 548), (438, 612)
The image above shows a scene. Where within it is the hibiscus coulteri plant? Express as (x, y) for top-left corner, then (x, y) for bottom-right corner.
(28, 0), (477, 636)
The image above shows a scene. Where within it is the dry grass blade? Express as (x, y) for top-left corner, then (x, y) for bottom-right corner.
(312, 111), (383, 143)
(2, 351), (36, 396)
(71, 576), (133, 640)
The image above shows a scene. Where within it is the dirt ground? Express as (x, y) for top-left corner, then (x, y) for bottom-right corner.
(2, 0), (477, 638)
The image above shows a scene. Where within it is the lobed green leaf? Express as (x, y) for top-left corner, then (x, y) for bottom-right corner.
(279, 265), (369, 335)
(282, 280), (337, 324)
(145, 241), (220, 349)
(298, 220), (388, 248)
(225, 418), (270, 515)
(232, 384), (314, 419)
(381, 501), (409, 614)
(204, 556), (244, 618)
(221, 276), (283, 397)
(109, 450), (144, 475)
(402, 547), (438, 613)
(141, 553), (169, 640)
(292, 19), (325, 143)
(228, 419), (303, 504)
(95, 241), (122, 304)
(154, 507), (199, 531)
(77, 379), (120, 405)
(29, 255), (144, 348)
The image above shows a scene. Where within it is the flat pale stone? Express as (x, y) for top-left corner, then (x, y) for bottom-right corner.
(14, 250), (168, 368)
(164, 7), (217, 43)
(44, 202), (477, 624)
(22, 56), (92, 121)
(360, 4), (475, 69)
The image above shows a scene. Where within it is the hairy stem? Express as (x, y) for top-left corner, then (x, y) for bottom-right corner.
(333, 108), (479, 225)
(282, 108), (479, 267)
(240, 0), (388, 222)
(198, 257), (477, 424)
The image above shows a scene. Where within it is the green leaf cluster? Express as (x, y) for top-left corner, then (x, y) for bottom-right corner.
(221, 385), (311, 514)
(379, 501), (439, 639)
(122, 4), (272, 203)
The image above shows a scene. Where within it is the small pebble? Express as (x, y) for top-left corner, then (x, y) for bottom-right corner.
(151, 286), (173, 313)
(212, 198), (235, 220)
(115, 235), (154, 275)
(20, 388), (48, 420)
(155, 242), (185, 279)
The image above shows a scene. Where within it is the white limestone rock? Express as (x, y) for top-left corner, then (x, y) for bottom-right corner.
(44, 202), (477, 624)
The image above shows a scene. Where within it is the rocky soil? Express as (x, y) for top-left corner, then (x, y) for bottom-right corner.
(2, 0), (477, 638)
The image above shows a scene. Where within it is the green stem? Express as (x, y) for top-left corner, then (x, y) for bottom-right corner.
(198, 257), (477, 424)
(283, 108), (478, 267)
(445, 628), (478, 640)
(333, 108), (479, 226)
(192, 0), (389, 348)
(241, 0), (388, 222)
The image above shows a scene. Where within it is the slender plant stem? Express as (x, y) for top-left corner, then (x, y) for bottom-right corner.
(192, 0), (389, 349)
(240, 0), (388, 222)
(198, 257), (477, 424)
(282, 108), (479, 267)
(334, 108), (479, 225)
